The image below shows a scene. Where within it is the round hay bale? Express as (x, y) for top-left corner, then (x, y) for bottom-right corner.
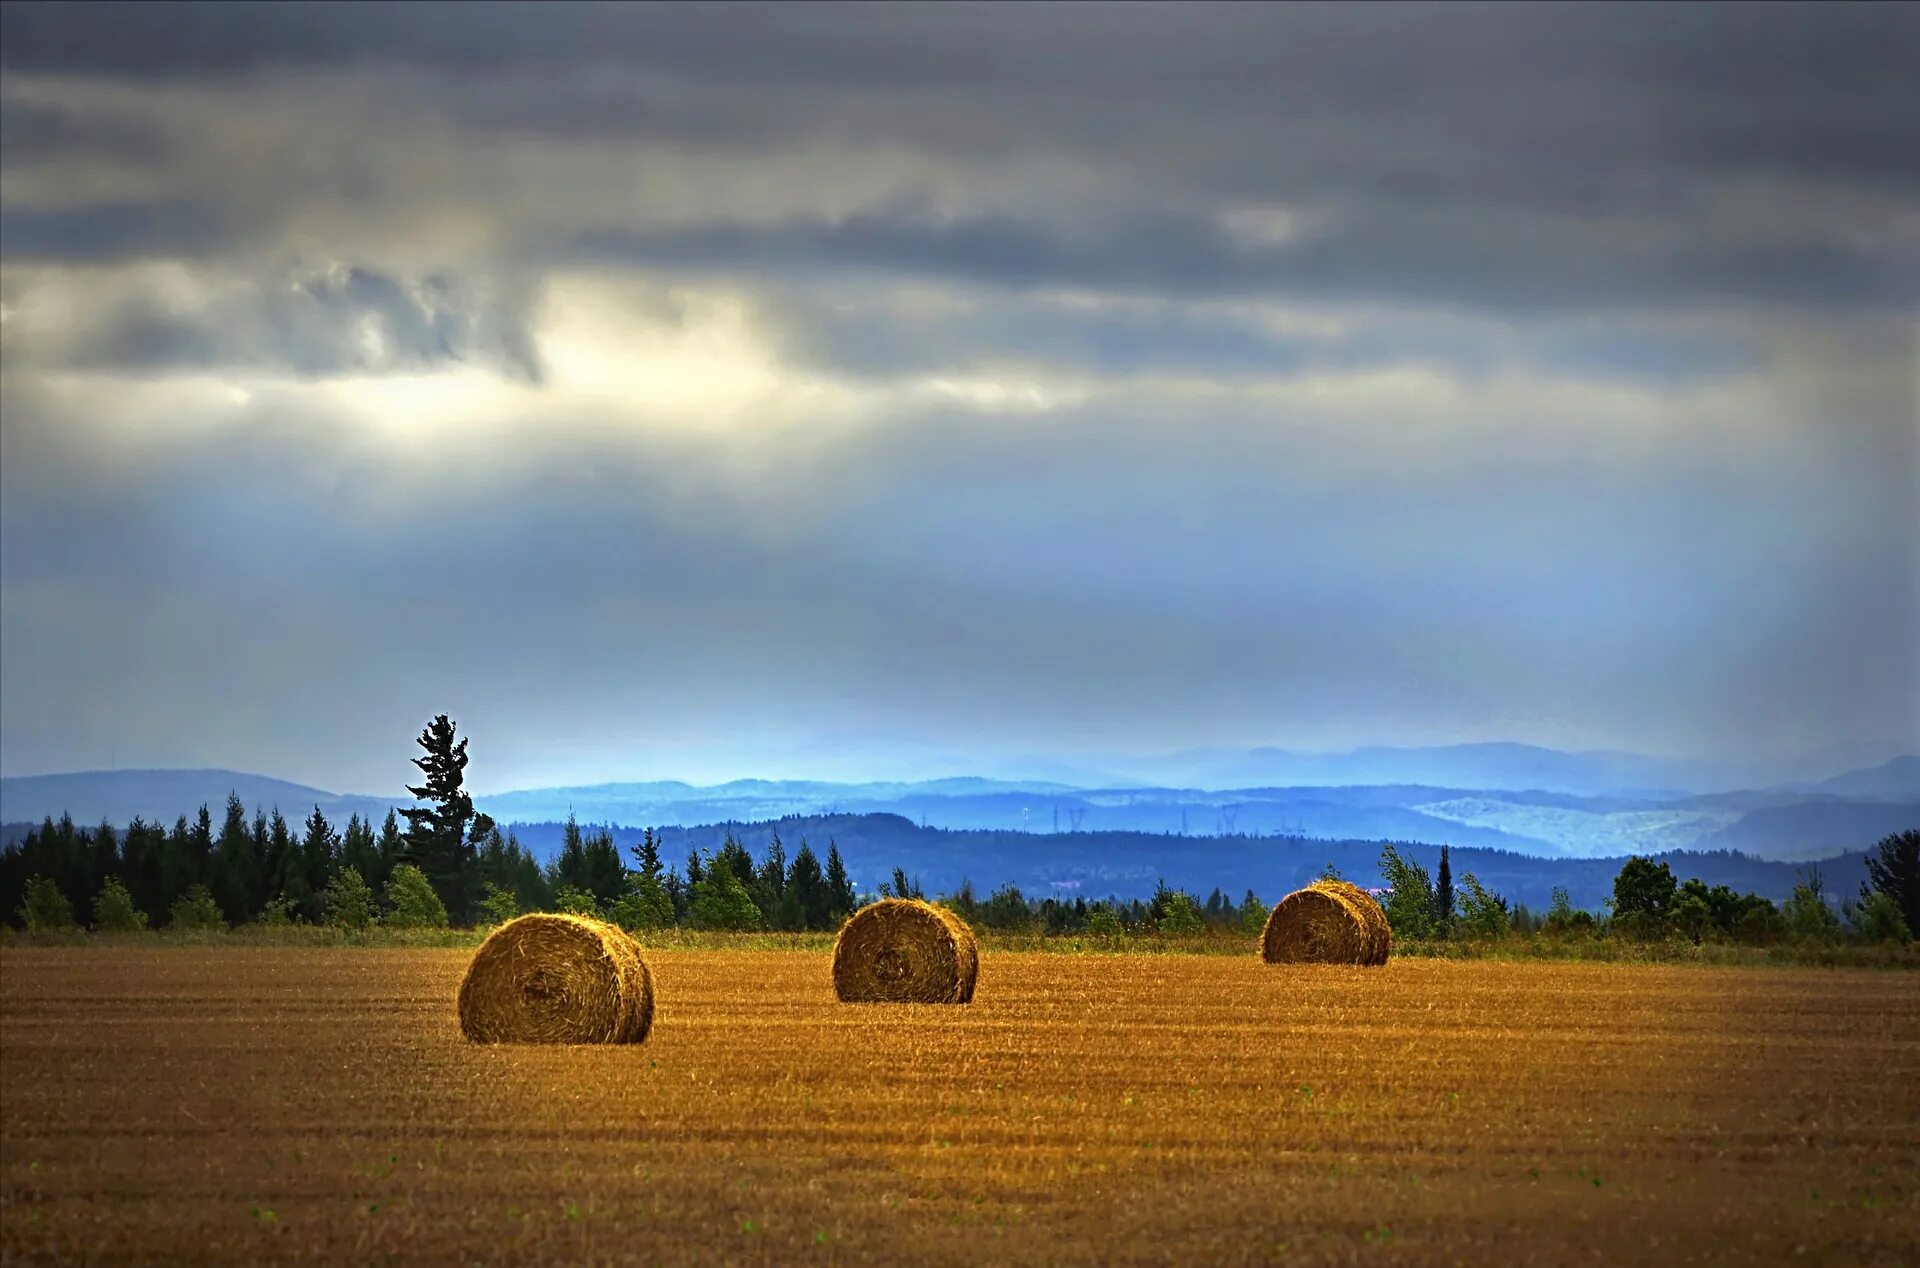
(1260, 883), (1373, 966)
(832, 898), (979, 1004)
(1315, 879), (1394, 965)
(458, 913), (654, 1044)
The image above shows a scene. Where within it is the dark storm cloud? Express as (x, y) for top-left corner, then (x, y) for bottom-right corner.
(0, 96), (167, 165)
(0, 200), (228, 262)
(575, 206), (1916, 316)
(1, 1), (1914, 786)
(5, 3), (1914, 318)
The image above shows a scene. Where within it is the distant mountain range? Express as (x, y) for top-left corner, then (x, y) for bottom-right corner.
(1098, 741), (1917, 798)
(2, 747), (1914, 868)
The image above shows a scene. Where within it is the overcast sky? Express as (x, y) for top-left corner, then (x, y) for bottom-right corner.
(1, 2), (1915, 792)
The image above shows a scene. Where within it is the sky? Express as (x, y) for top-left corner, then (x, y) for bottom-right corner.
(0, 2), (1915, 793)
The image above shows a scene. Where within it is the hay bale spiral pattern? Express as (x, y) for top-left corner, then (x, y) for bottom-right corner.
(1260, 880), (1392, 966)
(1314, 878), (1393, 965)
(832, 898), (979, 1004)
(458, 913), (655, 1043)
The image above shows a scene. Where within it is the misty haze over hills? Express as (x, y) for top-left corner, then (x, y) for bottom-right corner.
(4, 746), (1914, 873)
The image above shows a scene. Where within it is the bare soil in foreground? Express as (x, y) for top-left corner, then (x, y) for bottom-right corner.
(2, 948), (1916, 1265)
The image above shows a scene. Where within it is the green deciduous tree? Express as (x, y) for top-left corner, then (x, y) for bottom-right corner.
(1234, 890), (1270, 936)
(1156, 891), (1204, 935)
(324, 865), (377, 931)
(1848, 889), (1913, 944)
(607, 872), (675, 931)
(18, 875), (76, 931)
(477, 880), (519, 925)
(259, 893), (302, 926)
(982, 883), (1035, 931)
(1454, 872), (1509, 938)
(551, 884), (604, 919)
(1378, 844), (1436, 939)
(169, 884), (225, 931)
(383, 862), (451, 929)
(1783, 868), (1840, 943)
(1670, 888), (1712, 945)
(689, 852), (761, 931)
(92, 876), (148, 932)
(1610, 856), (1676, 938)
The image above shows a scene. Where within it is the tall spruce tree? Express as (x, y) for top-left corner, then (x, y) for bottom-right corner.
(630, 828), (664, 883)
(298, 806), (338, 922)
(190, 804), (214, 887)
(340, 814), (379, 890)
(787, 840), (829, 931)
(212, 793), (260, 924)
(374, 809), (403, 892)
(398, 715), (495, 925)
(1434, 843), (1455, 931)
(825, 841), (856, 920)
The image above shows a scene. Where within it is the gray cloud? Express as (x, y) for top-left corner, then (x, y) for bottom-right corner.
(9, 262), (544, 381)
(0, 200), (228, 262)
(0, 2), (1914, 786)
(577, 205), (1916, 315)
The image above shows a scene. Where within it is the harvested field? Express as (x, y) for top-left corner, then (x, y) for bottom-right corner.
(3, 947), (1917, 1265)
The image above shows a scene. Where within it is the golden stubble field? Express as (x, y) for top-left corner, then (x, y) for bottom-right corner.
(2, 947), (1916, 1265)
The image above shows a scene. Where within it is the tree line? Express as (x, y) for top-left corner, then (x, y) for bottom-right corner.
(4, 715), (1914, 947)
(0, 803), (870, 935)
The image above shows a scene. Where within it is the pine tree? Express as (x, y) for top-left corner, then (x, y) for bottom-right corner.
(507, 829), (550, 912)
(714, 833), (758, 909)
(298, 806), (338, 923)
(123, 817), (167, 924)
(630, 828), (664, 883)
(190, 805), (214, 886)
(212, 793), (260, 924)
(582, 827), (626, 906)
(164, 815), (195, 909)
(340, 814), (379, 891)
(825, 841), (856, 920)
(374, 809), (404, 892)
(786, 840), (827, 930)
(555, 814), (589, 891)
(476, 824), (509, 891)
(755, 831), (788, 924)
(397, 715), (495, 925)
(88, 820), (119, 903)
(1434, 843), (1455, 932)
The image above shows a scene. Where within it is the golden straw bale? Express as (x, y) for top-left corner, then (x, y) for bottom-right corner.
(831, 898), (979, 1004)
(457, 913), (655, 1044)
(1315, 878), (1394, 965)
(1260, 883), (1373, 966)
